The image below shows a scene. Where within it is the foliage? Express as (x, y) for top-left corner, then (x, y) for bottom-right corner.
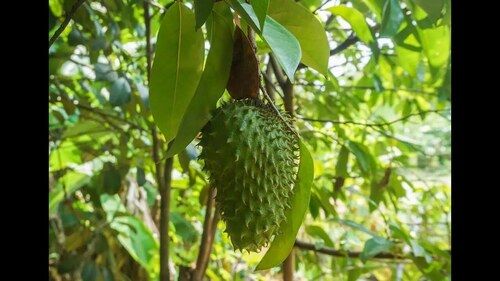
(49, 0), (451, 280)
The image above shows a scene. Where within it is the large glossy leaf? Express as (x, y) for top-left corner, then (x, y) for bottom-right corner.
(150, 2), (205, 143)
(252, 0), (269, 31)
(227, 0), (301, 81)
(380, 0), (404, 37)
(255, 140), (314, 270)
(165, 3), (234, 159)
(329, 5), (374, 44)
(194, 0), (214, 29)
(268, 0), (329, 75)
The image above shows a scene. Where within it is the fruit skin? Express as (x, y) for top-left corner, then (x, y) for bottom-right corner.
(199, 99), (299, 252)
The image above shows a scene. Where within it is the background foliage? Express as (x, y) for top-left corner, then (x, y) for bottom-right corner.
(49, 0), (451, 280)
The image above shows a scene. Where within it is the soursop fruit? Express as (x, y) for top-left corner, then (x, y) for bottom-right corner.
(199, 99), (299, 252)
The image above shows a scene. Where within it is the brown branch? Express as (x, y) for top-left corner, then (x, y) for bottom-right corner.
(330, 33), (359, 56)
(264, 61), (275, 101)
(193, 186), (219, 281)
(299, 109), (449, 127)
(294, 240), (408, 260)
(49, 0), (87, 48)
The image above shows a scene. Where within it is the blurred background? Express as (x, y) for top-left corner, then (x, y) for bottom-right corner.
(49, 0), (451, 280)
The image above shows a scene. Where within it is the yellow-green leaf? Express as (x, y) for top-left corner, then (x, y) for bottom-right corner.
(268, 0), (330, 75)
(419, 25), (450, 68)
(329, 5), (374, 44)
(255, 140), (314, 270)
(150, 2), (205, 143)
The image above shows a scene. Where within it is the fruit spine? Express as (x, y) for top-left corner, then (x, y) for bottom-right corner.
(199, 99), (299, 251)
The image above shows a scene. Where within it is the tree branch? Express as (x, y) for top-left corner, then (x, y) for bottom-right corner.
(193, 186), (219, 281)
(160, 157), (173, 281)
(299, 109), (449, 127)
(49, 0), (87, 49)
(144, 0), (152, 83)
(294, 240), (408, 260)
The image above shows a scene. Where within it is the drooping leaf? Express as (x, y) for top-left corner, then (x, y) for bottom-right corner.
(252, 0), (269, 31)
(347, 140), (377, 176)
(305, 225), (334, 247)
(255, 140), (314, 270)
(226, 27), (260, 100)
(268, 0), (330, 75)
(150, 2), (205, 143)
(165, 3), (234, 158)
(171, 212), (198, 244)
(335, 145), (349, 177)
(194, 0), (214, 29)
(109, 77), (132, 106)
(102, 163), (122, 195)
(329, 5), (374, 44)
(380, 0), (404, 37)
(360, 236), (393, 261)
(100, 194), (159, 279)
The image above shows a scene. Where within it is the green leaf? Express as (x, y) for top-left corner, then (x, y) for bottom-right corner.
(49, 172), (90, 214)
(305, 225), (334, 247)
(358, 0), (385, 20)
(171, 212), (198, 244)
(100, 194), (159, 279)
(413, 0), (444, 23)
(165, 3), (234, 159)
(335, 145), (349, 177)
(49, 141), (82, 171)
(360, 237), (393, 261)
(255, 140), (314, 270)
(347, 140), (377, 176)
(95, 63), (118, 82)
(227, 1), (301, 81)
(137, 167), (146, 186)
(337, 219), (378, 237)
(252, 0), (269, 31)
(419, 25), (450, 68)
(259, 15), (301, 81)
(380, 0), (404, 37)
(194, 0), (214, 29)
(49, 0), (63, 17)
(329, 5), (374, 44)
(103, 164), (122, 195)
(268, 0), (330, 75)
(81, 262), (98, 281)
(62, 120), (105, 139)
(150, 2), (205, 143)
(109, 77), (132, 106)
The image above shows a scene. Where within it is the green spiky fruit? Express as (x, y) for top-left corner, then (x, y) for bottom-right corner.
(199, 99), (299, 252)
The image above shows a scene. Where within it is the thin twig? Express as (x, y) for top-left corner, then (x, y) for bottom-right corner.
(49, 0), (87, 48)
(299, 109), (449, 127)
